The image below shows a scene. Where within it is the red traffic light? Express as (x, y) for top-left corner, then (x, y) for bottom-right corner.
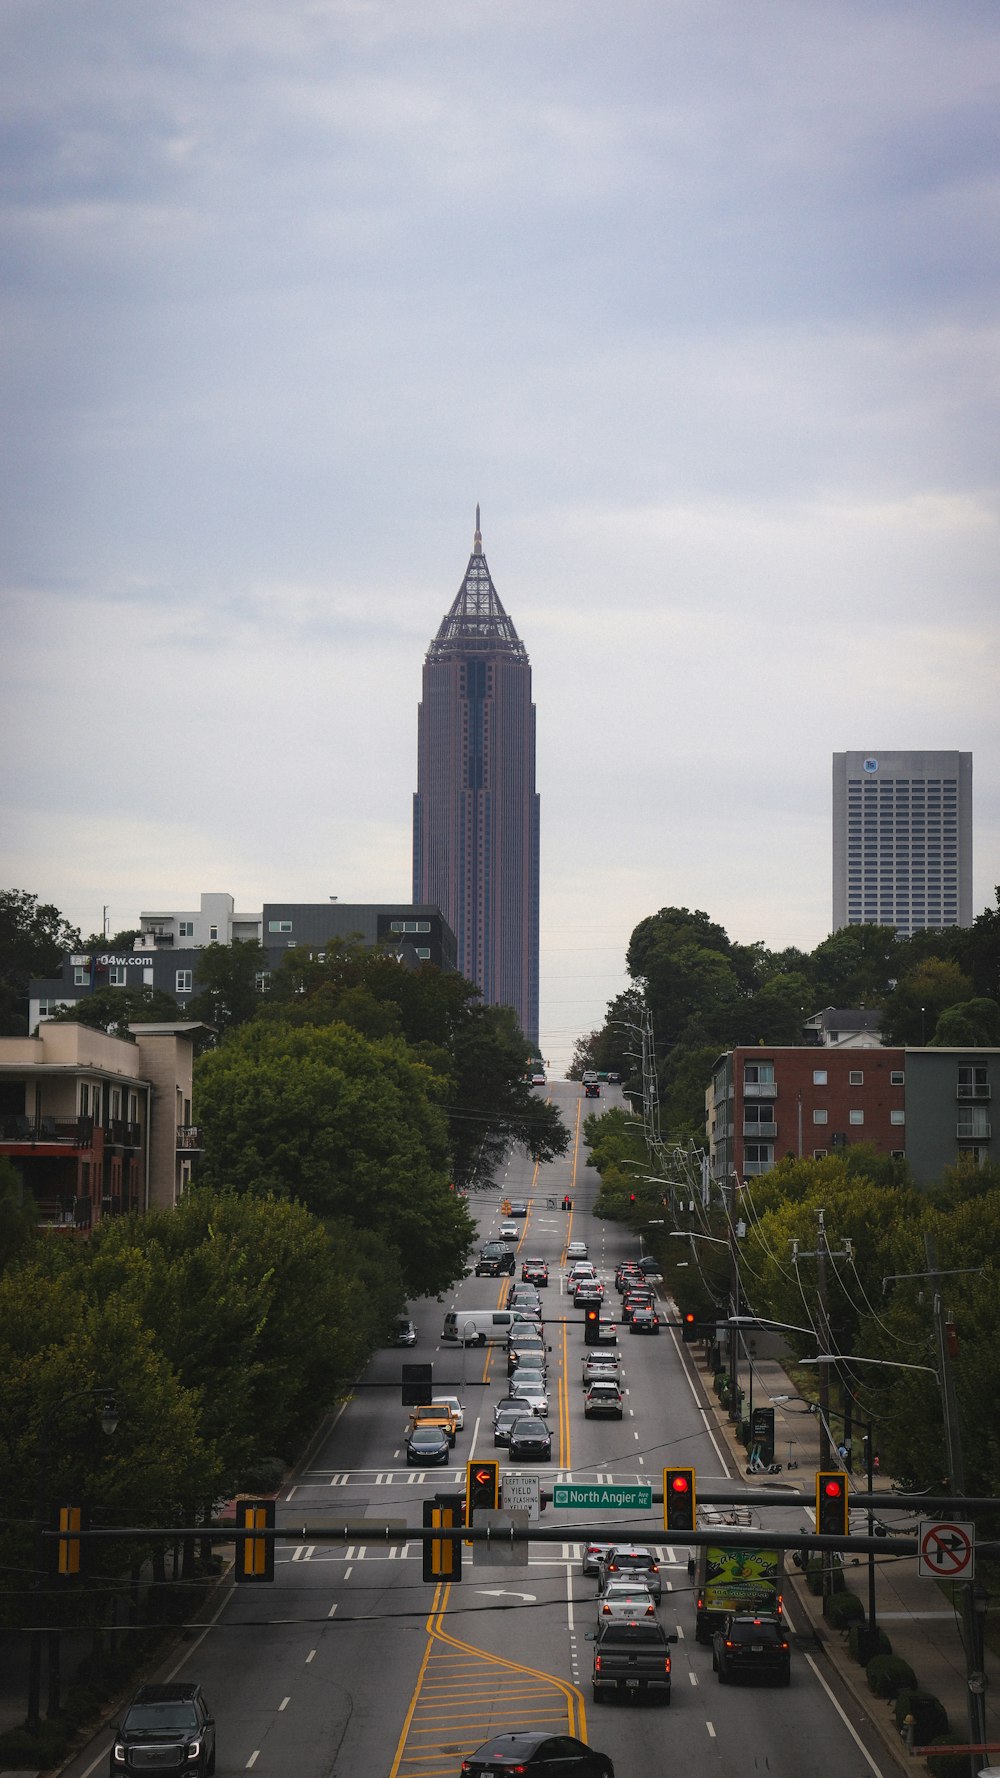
(823, 1478), (845, 1498)
(670, 1474), (691, 1496)
(473, 1468), (493, 1486)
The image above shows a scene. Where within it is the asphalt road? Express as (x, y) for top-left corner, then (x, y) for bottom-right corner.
(63, 1080), (900, 1778)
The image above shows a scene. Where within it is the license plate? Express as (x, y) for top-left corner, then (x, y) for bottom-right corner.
(626, 1679), (640, 1688)
(752, 1643), (764, 1652)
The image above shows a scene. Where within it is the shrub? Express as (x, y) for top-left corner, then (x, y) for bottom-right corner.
(824, 1589), (865, 1629)
(805, 1554), (845, 1596)
(866, 1653), (917, 1699)
(0, 1724), (70, 1766)
(894, 1690), (949, 1744)
(847, 1621), (891, 1664)
(926, 1742), (973, 1778)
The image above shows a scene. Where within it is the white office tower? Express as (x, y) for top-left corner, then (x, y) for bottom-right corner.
(832, 751), (973, 935)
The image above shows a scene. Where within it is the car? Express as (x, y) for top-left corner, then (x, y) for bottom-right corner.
(476, 1243), (515, 1277)
(392, 1316), (417, 1346)
(574, 1278), (605, 1303)
(508, 1416), (553, 1461)
(509, 1200), (529, 1217)
(597, 1316), (618, 1345)
(599, 1546), (662, 1601)
(615, 1263), (644, 1292)
(111, 1684), (216, 1777)
(530, 1072), (546, 1086)
(407, 1404), (458, 1444)
(509, 1376), (550, 1416)
(507, 1338), (547, 1377)
(499, 1223), (520, 1242)
(584, 1381), (624, 1418)
(582, 1540), (613, 1576)
(629, 1306), (661, 1335)
(584, 1082), (601, 1098)
(607, 1071), (620, 1084)
(521, 1257), (549, 1285)
(405, 1425), (451, 1466)
(493, 1401), (531, 1446)
(566, 1240), (589, 1260)
(581, 1071), (598, 1085)
(582, 1350), (622, 1384)
(598, 1579), (658, 1621)
(567, 1260), (596, 1283)
(712, 1613), (791, 1685)
(460, 1731), (614, 1778)
(622, 1292), (655, 1323)
(431, 1394), (465, 1432)
(507, 1282), (542, 1310)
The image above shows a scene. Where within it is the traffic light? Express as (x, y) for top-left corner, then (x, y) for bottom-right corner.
(423, 1494), (463, 1582)
(584, 1305), (601, 1345)
(663, 1466), (697, 1533)
(681, 1311), (698, 1343)
(465, 1460), (499, 1524)
(234, 1497), (275, 1582)
(55, 1505), (84, 1578)
(815, 1471), (849, 1537)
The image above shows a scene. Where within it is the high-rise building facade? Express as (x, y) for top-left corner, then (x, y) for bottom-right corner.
(832, 750), (973, 935)
(413, 511), (540, 1044)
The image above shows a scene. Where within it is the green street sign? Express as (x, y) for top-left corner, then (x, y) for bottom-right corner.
(552, 1484), (652, 1511)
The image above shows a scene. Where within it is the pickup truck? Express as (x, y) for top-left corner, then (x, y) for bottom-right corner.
(590, 1619), (676, 1704)
(407, 1404), (458, 1445)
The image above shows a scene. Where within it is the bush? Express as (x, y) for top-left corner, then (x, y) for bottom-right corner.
(894, 1690), (949, 1744)
(847, 1621), (892, 1664)
(805, 1555), (845, 1596)
(0, 1724), (70, 1766)
(824, 1589), (865, 1629)
(926, 1741), (973, 1778)
(866, 1653), (917, 1699)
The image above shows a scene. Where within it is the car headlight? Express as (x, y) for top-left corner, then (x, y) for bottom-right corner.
(112, 1746), (126, 1763)
(186, 1740), (202, 1760)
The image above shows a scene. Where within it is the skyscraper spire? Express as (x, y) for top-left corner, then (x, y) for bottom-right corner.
(474, 503), (482, 555)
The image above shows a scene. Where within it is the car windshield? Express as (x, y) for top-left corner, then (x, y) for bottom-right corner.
(124, 1705), (199, 1731)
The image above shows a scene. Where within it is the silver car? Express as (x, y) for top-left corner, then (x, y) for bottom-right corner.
(597, 1578), (659, 1622)
(509, 1374), (550, 1416)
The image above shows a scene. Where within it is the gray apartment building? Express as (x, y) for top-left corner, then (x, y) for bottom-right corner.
(832, 750), (973, 936)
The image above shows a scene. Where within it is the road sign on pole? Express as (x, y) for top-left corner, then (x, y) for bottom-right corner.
(501, 1474), (540, 1520)
(552, 1484), (652, 1511)
(917, 1519), (975, 1580)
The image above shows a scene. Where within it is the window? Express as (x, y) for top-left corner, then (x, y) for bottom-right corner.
(38, 998), (69, 1017)
(891, 1109), (905, 1126)
(849, 1070), (863, 1085)
(415, 947), (431, 960)
(390, 919), (432, 934)
(891, 1070), (904, 1086)
(109, 966), (127, 987)
(957, 1107), (990, 1139)
(958, 1065), (988, 1097)
(176, 970), (193, 993)
(812, 1148), (828, 1159)
(110, 1088), (121, 1118)
(268, 920), (293, 933)
(813, 1069), (828, 1086)
(813, 1109), (828, 1125)
(179, 921), (194, 937)
(209, 924), (219, 941)
(743, 1143), (774, 1170)
(891, 1150), (906, 1161)
(74, 966), (89, 986)
(849, 1109), (865, 1126)
(143, 968), (154, 986)
(743, 1102), (774, 1123)
(80, 1084), (90, 1115)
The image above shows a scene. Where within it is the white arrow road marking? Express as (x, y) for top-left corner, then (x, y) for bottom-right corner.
(476, 1588), (537, 1602)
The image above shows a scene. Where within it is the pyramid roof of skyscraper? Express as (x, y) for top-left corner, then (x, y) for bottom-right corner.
(427, 506), (527, 660)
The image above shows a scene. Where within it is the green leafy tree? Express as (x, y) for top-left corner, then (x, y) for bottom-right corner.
(809, 924), (900, 1008)
(929, 997), (1000, 1047)
(45, 983), (182, 1037)
(183, 939), (270, 1035)
(195, 1020), (475, 1296)
(959, 886), (1000, 1001)
(0, 890), (81, 1035)
(0, 1156), (37, 1275)
(879, 957), (975, 1045)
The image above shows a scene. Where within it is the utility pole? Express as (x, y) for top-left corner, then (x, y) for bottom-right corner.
(926, 1234), (987, 1778)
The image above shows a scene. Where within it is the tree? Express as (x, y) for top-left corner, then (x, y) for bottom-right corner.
(183, 939), (270, 1035)
(0, 1156), (36, 1275)
(930, 997), (1000, 1047)
(194, 1020), (476, 1297)
(879, 957), (975, 1045)
(45, 983), (182, 1037)
(959, 886), (1000, 1001)
(809, 924), (900, 1008)
(0, 890), (80, 1035)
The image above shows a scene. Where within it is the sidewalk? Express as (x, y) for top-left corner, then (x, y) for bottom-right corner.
(690, 1334), (1000, 1772)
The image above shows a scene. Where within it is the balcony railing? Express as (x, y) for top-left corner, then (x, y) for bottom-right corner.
(177, 1125), (204, 1150)
(743, 1121), (777, 1138)
(0, 1115), (95, 1146)
(103, 1120), (142, 1148)
(956, 1122), (991, 1140)
(743, 1081), (778, 1098)
(956, 1084), (990, 1100)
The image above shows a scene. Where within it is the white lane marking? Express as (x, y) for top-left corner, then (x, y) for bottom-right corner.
(286, 1486), (297, 1502)
(707, 1721), (717, 1738)
(688, 1670), (698, 1685)
(279, 1697), (290, 1711)
(246, 1752), (259, 1768)
(305, 1649), (316, 1664)
(344, 1566), (353, 1579)
(328, 1602), (338, 1617)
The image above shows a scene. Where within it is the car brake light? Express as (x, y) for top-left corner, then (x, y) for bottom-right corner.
(664, 1657), (671, 1673)
(594, 1654), (602, 1671)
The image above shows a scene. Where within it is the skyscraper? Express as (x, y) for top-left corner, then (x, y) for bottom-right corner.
(413, 510), (540, 1045)
(832, 750), (973, 936)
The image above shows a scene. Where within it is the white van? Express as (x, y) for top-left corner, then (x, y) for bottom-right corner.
(442, 1308), (516, 1346)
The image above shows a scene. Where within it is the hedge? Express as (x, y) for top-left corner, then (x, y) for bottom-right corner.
(824, 1590), (865, 1629)
(926, 1742), (974, 1778)
(894, 1689), (949, 1745)
(847, 1621), (892, 1664)
(866, 1652), (918, 1699)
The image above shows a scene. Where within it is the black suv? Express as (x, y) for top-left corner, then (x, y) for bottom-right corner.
(712, 1613), (791, 1685)
(111, 1683), (216, 1776)
(475, 1242), (515, 1277)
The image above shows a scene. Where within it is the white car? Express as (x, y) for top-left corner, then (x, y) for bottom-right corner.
(566, 1241), (589, 1260)
(509, 1376), (550, 1416)
(597, 1579), (658, 1622)
(567, 1261), (596, 1283)
(431, 1394), (465, 1432)
(499, 1223), (520, 1242)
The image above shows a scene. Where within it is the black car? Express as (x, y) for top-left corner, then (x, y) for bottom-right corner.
(493, 1401), (532, 1447)
(461, 1731), (613, 1777)
(406, 1426), (450, 1466)
(508, 1416), (552, 1461)
(713, 1613), (791, 1684)
(111, 1683), (216, 1777)
(476, 1243), (515, 1277)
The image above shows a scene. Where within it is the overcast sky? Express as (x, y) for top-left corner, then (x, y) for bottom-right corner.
(4, 0), (998, 1072)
